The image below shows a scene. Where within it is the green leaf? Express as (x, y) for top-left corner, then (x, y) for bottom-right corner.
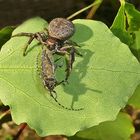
(0, 26), (15, 49)
(130, 30), (140, 62)
(111, 2), (140, 62)
(0, 17), (140, 136)
(111, 4), (125, 30)
(69, 112), (134, 140)
(128, 84), (140, 109)
(110, 2), (132, 46)
(125, 3), (140, 31)
(124, 2), (140, 62)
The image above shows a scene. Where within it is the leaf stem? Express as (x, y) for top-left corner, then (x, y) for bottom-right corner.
(0, 109), (10, 120)
(13, 123), (27, 140)
(67, 0), (103, 20)
(86, 0), (103, 19)
(119, 0), (125, 5)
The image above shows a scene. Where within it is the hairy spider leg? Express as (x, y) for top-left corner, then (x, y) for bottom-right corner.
(12, 33), (35, 56)
(44, 27), (49, 34)
(64, 41), (82, 81)
(66, 47), (75, 81)
(55, 43), (82, 81)
(12, 32), (48, 56)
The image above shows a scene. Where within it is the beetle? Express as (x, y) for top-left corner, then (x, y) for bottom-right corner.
(12, 18), (82, 82)
(39, 48), (83, 111)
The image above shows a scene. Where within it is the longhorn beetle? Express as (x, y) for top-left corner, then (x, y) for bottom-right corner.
(39, 48), (83, 111)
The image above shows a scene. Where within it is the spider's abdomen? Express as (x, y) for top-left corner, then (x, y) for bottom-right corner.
(48, 18), (75, 41)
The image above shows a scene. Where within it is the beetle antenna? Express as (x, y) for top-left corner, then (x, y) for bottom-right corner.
(50, 91), (83, 111)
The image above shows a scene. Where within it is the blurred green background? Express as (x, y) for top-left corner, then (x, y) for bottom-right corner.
(0, 0), (139, 29)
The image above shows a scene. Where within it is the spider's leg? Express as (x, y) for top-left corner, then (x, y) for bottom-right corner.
(73, 47), (83, 57)
(56, 80), (65, 86)
(12, 33), (35, 56)
(61, 42), (83, 80)
(44, 28), (49, 34)
(56, 46), (75, 81)
(64, 40), (81, 47)
(22, 36), (35, 56)
(65, 47), (75, 81)
(35, 32), (49, 49)
(64, 40), (83, 56)
(36, 32), (45, 44)
(12, 32), (34, 37)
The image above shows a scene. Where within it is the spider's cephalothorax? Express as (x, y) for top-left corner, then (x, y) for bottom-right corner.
(12, 17), (82, 82)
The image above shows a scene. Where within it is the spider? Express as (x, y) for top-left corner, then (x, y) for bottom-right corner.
(12, 17), (82, 82)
